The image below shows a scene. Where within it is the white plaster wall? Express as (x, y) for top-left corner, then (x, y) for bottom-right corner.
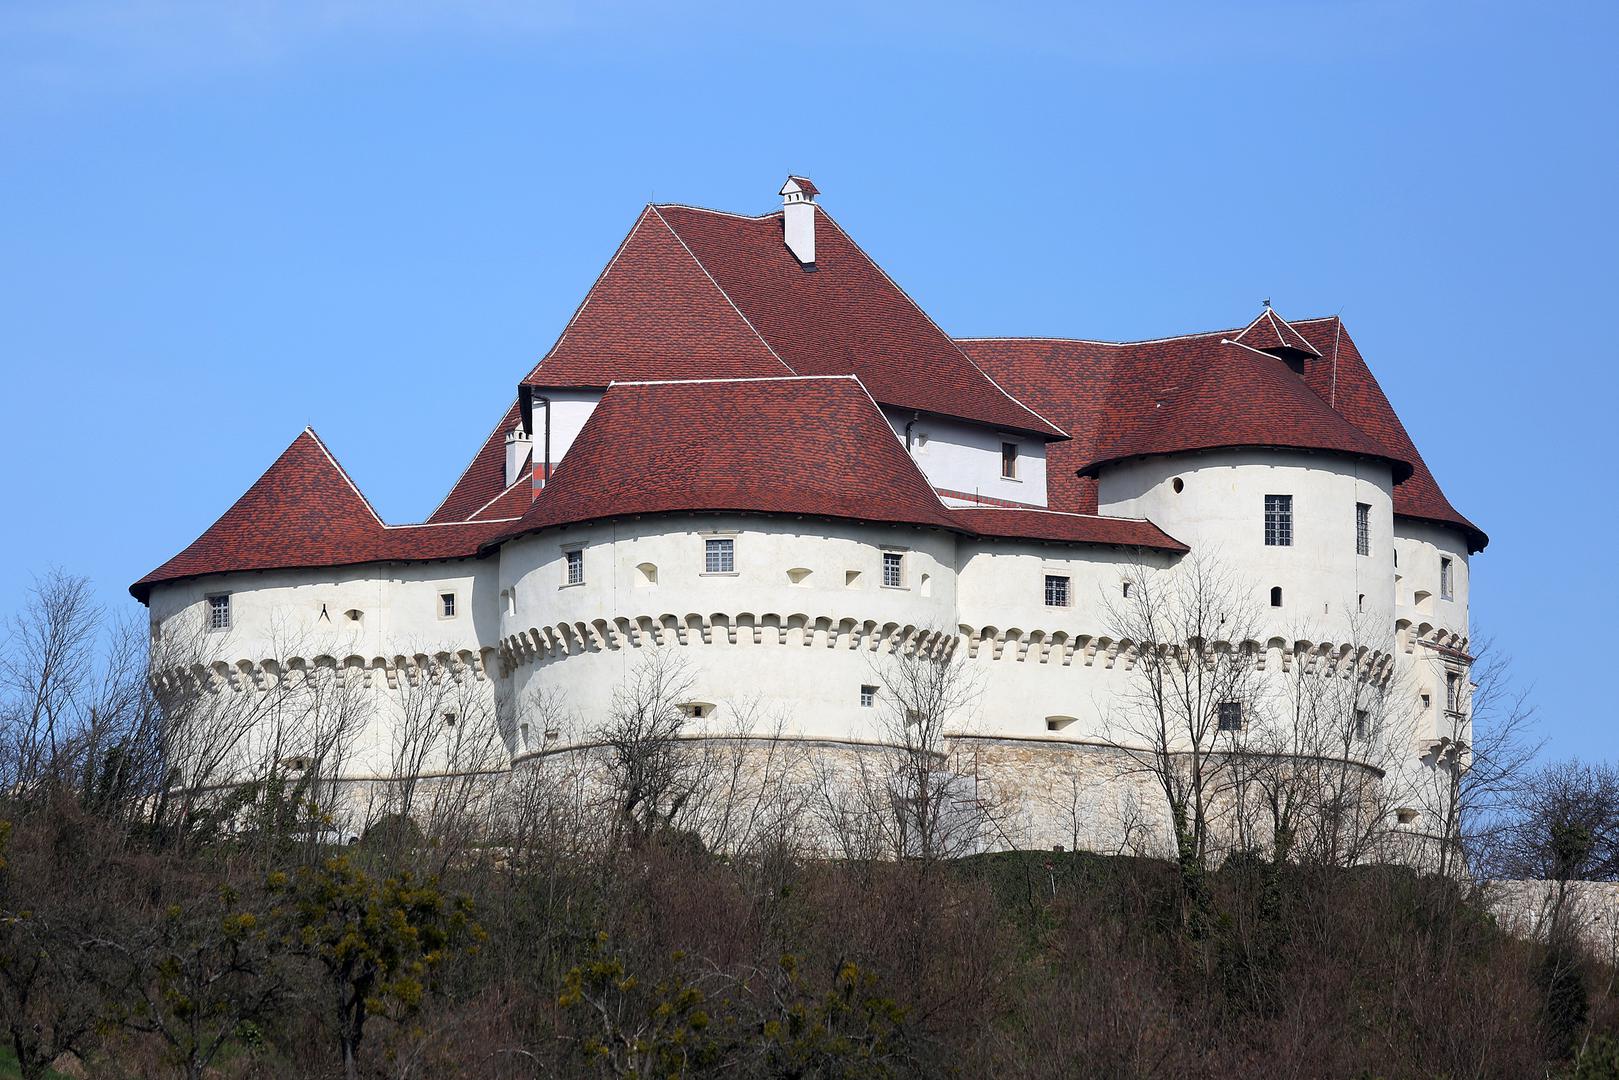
(532, 389), (602, 482)
(1393, 518), (1470, 642)
(1096, 449), (1396, 644)
(882, 408), (1048, 507)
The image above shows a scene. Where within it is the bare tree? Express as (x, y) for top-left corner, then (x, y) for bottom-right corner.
(591, 648), (704, 850)
(1099, 553), (1264, 924)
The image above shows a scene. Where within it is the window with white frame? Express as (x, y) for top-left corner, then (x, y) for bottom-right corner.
(1356, 502), (1371, 556)
(1440, 556), (1454, 600)
(564, 548), (584, 586)
(1044, 574), (1070, 607)
(1000, 441), (1019, 479)
(882, 550), (906, 588)
(1264, 494), (1293, 547)
(704, 537), (735, 574)
(860, 684), (877, 708)
(1217, 701), (1244, 732)
(1446, 671), (1463, 713)
(207, 593), (231, 631)
(438, 591), (456, 618)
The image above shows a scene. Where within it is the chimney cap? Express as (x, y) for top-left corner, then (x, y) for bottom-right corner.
(780, 175), (819, 199)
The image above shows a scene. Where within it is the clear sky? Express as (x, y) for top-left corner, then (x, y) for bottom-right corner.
(0, 1), (1613, 759)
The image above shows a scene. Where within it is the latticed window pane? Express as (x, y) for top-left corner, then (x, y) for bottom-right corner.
(1044, 574), (1070, 607)
(208, 594), (231, 630)
(565, 549), (583, 585)
(860, 685), (877, 708)
(704, 538), (734, 574)
(1264, 494), (1293, 547)
(1440, 557), (1453, 600)
(882, 551), (904, 588)
(1356, 502), (1371, 556)
(1218, 701), (1244, 731)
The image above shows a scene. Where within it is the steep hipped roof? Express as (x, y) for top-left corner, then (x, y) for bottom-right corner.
(493, 376), (961, 542)
(523, 204), (1063, 438)
(131, 430), (509, 601)
(1232, 306), (1322, 357)
(959, 312), (1486, 551)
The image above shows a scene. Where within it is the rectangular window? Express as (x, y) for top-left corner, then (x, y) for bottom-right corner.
(207, 593), (231, 631)
(1001, 441), (1018, 479)
(704, 537), (735, 574)
(882, 551), (905, 588)
(1446, 672), (1462, 713)
(1044, 574), (1070, 608)
(1440, 556), (1454, 600)
(1354, 709), (1369, 740)
(564, 548), (584, 586)
(860, 684), (877, 708)
(1217, 701), (1244, 732)
(1264, 494), (1293, 547)
(439, 592), (456, 618)
(1356, 502), (1371, 556)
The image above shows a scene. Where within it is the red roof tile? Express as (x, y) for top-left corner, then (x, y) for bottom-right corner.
(782, 176), (819, 197)
(493, 376), (962, 542)
(131, 430), (508, 601)
(426, 398), (525, 524)
(949, 507), (1187, 552)
(1233, 307), (1323, 357)
(525, 204), (1062, 437)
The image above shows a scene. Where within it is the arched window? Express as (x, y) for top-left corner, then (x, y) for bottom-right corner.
(1270, 586), (1283, 608)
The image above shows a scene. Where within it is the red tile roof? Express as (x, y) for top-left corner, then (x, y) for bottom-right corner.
(1233, 307), (1322, 357)
(959, 311), (1486, 551)
(524, 204), (1063, 438)
(426, 398), (525, 524)
(131, 430), (510, 601)
(948, 507), (1187, 552)
(782, 176), (819, 197)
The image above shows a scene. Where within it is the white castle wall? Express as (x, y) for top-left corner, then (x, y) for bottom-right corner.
(883, 408), (1049, 506)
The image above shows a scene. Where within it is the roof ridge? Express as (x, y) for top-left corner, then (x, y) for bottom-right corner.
(609, 374), (860, 388)
(532, 206), (657, 380)
(653, 202), (781, 221)
(948, 505), (1160, 525)
(957, 315), (1344, 348)
(302, 426), (387, 528)
(813, 208), (1069, 440)
(424, 398), (519, 523)
(464, 466), (533, 521)
(649, 205), (798, 377)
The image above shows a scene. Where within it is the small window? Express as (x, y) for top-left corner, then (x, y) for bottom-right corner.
(1264, 494), (1293, 546)
(1354, 709), (1369, 740)
(1396, 807), (1419, 825)
(564, 548), (584, 586)
(787, 567), (812, 586)
(882, 551), (906, 588)
(1440, 557), (1454, 600)
(860, 684), (877, 708)
(280, 755), (310, 772)
(1393, 549), (1399, 568)
(345, 608), (363, 622)
(704, 538), (735, 574)
(207, 593), (231, 631)
(1044, 574), (1070, 608)
(635, 563), (658, 587)
(1217, 701), (1244, 732)
(439, 592), (456, 618)
(503, 588), (517, 616)
(680, 702), (714, 719)
(1421, 692), (1432, 711)
(845, 570), (862, 589)
(519, 722), (530, 749)
(1270, 586), (1283, 608)
(1046, 715), (1077, 732)
(1000, 441), (1019, 479)
(1356, 502), (1371, 556)
(1446, 672), (1462, 713)
(443, 712), (457, 727)
(1357, 593), (1365, 612)
(1171, 477), (1185, 494)
(1122, 581), (1132, 598)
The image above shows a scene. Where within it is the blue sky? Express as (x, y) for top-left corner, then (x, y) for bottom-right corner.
(1, 1), (1613, 758)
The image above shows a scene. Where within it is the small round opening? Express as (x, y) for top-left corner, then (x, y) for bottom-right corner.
(1171, 477), (1185, 494)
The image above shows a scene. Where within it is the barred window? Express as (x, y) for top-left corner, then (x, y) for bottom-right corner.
(564, 548), (583, 586)
(1440, 556), (1454, 600)
(704, 538), (735, 574)
(860, 684), (877, 708)
(1264, 494), (1293, 547)
(1044, 574), (1070, 607)
(207, 593), (231, 631)
(882, 551), (905, 588)
(1356, 502), (1371, 556)
(1217, 701), (1244, 732)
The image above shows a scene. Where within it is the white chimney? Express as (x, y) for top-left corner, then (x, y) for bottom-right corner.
(779, 175), (818, 266)
(503, 427), (532, 489)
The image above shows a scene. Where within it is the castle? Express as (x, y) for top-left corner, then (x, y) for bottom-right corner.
(133, 177), (1483, 855)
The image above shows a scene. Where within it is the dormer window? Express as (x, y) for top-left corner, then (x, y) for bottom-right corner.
(1000, 441), (1019, 479)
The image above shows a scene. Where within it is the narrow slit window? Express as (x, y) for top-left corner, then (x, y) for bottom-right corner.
(1044, 574), (1070, 608)
(207, 593), (231, 631)
(1264, 494), (1293, 547)
(1356, 502), (1371, 556)
(1000, 441), (1018, 479)
(704, 537), (735, 574)
(1440, 556), (1454, 600)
